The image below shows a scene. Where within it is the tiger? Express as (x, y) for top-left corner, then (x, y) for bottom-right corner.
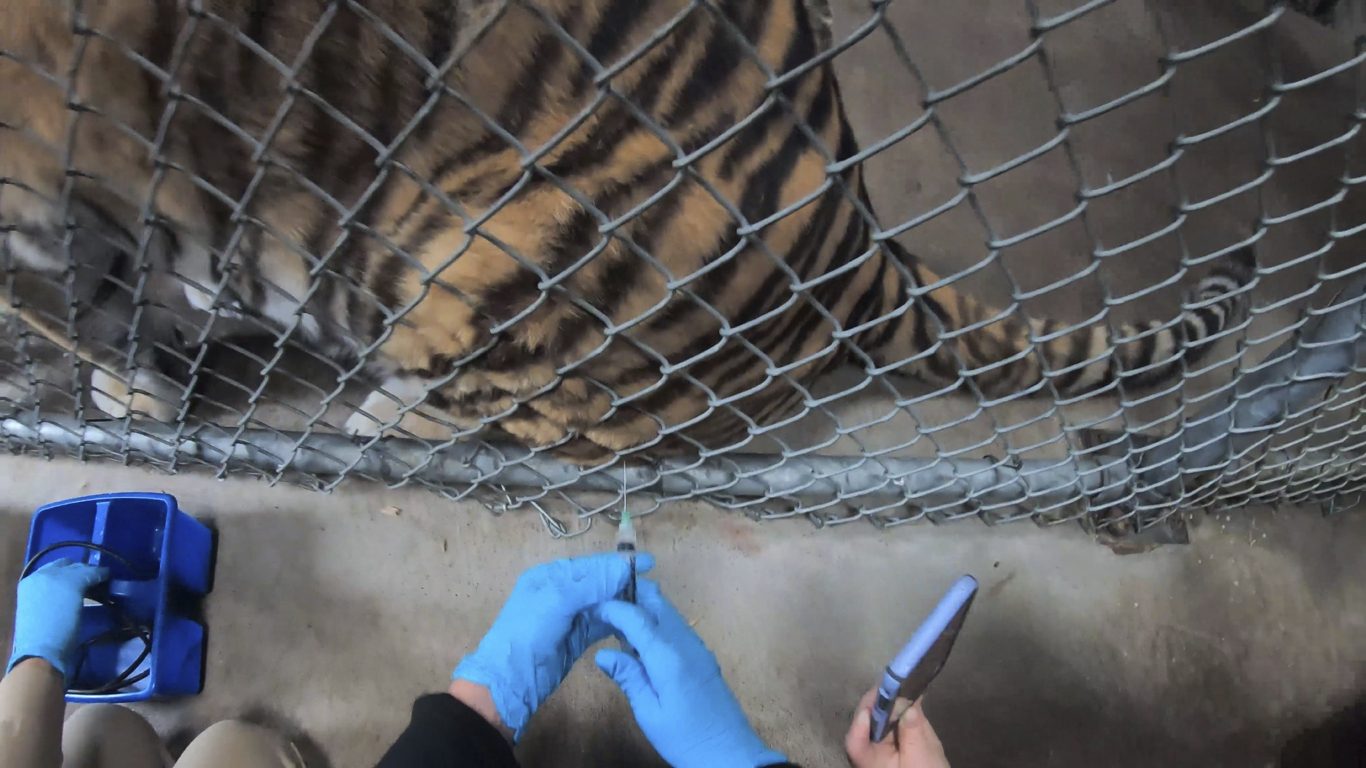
(1, 197), (193, 419)
(0, 0), (1255, 465)
(0, 195), (267, 421)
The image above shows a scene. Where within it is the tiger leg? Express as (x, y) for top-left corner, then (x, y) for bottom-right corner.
(4, 304), (180, 422)
(344, 375), (459, 440)
(90, 365), (181, 422)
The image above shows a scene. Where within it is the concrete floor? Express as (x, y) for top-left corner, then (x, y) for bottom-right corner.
(6, 0), (1366, 767)
(3, 457), (1366, 768)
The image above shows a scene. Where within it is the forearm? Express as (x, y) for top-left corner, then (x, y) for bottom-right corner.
(373, 684), (518, 768)
(448, 679), (514, 743)
(377, 681), (800, 768)
(0, 659), (68, 768)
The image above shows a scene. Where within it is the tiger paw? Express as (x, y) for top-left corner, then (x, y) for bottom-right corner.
(345, 384), (455, 441)
(343, 390), (400, 438)
(90, 367), (181, 422)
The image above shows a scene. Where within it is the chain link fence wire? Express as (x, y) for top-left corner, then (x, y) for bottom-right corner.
(3, 0), (1366, 537)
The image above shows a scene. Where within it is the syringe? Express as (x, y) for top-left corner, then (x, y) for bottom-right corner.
(616, 508), (637, 655)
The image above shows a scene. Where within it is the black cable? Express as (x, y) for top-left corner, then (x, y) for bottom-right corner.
(69, 623), (152, 695)
(22, 541), (147, 579)
(20, 540), (155, 696)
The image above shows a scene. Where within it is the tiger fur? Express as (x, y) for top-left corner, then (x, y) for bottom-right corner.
(0, 196), (269, 421)
(1, 198), (190, 420)
(0, 0), (1254, 464)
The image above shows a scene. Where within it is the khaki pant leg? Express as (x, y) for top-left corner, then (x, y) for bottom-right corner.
(60, 705), (166, 768)
(173, 721), (304, 768)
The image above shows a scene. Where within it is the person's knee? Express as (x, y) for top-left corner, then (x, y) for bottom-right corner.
(62, 705), (164, 768)
(192, 720), (273, 743)
(65, 704), (156, 735)
(177, 720), (304, 768)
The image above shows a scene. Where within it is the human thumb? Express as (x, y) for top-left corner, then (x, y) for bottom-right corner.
(897, 703), (950, 767)
(74, 565), (111, 589)
(845, 706), (876, 763)
(595, 648), (655, 704)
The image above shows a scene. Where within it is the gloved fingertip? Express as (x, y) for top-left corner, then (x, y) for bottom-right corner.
(595, 600), (632, 629)
(631, 580), (682, 622)
(634, 552), (656, 573)
(594, 647), (651, 700)
(592, 647), (618, 671)
(594, 649), (628, 685)
(633, 577), (661, 599)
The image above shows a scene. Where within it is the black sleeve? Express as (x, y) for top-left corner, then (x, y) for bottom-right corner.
(374, 693), (519, 768)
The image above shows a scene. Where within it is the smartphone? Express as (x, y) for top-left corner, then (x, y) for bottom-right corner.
(869, 575), (978, 743)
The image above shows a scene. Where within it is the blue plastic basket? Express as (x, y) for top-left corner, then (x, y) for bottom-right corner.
(22, 492), (213, 703)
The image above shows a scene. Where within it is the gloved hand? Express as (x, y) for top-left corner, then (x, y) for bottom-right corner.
(8, 559), (109, 680)
(595, 579), (788, 768)
(453, 552), (655, 741)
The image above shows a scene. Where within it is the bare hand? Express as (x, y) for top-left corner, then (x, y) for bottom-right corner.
(845, 688), (950, 768)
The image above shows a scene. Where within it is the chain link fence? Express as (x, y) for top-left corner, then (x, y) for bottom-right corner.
(2, 0), (1366, 539)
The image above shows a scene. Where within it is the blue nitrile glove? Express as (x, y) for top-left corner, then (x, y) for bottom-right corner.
(8, 559), (109, 680)
(453, 552), (656, 741)
(595, 579), (788, 768)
